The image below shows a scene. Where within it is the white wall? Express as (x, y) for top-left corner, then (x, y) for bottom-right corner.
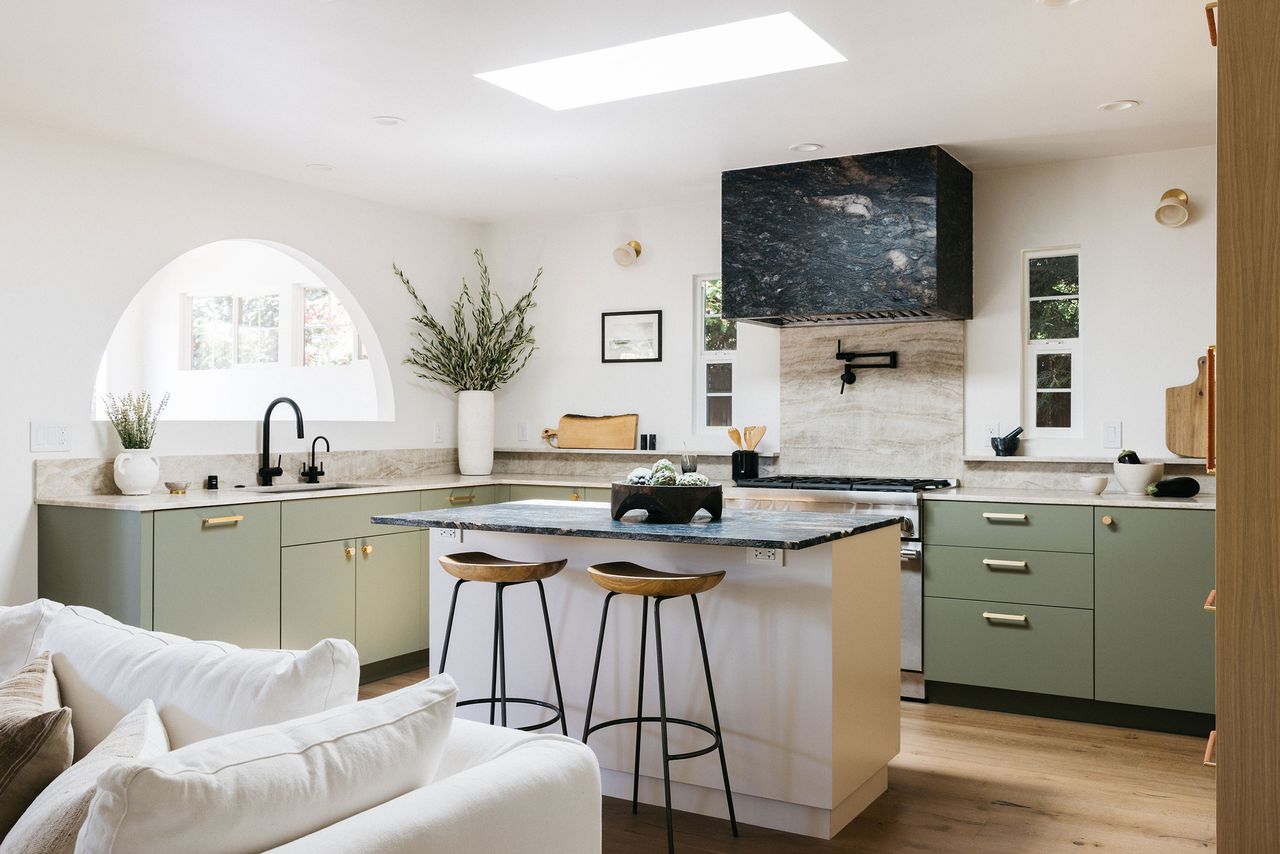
(0, 118), (479, 603)
(478, 197), (781, 456)
(967, 146), (1217, 458)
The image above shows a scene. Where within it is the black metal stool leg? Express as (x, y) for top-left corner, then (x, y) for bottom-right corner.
(654, 596), (676, 854)
(632, 595), (649, 814)
(497, 582), (509, 727)
(437, 579), (467, 674)
(691, 594), (738, 836)
(582, 592), (617, 742)
(535, 580), (568, 736)
(488, 584), (501, 725)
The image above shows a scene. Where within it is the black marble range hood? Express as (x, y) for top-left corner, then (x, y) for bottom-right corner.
(721, 145), (972, 326)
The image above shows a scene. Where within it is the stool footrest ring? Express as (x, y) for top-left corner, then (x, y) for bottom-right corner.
(457, 697), (564, 733)
(584, 715), (722, 761)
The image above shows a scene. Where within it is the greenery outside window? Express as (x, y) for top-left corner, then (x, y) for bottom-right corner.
(1024, 248), (1080, 434)
(301, 286), (365, 367)
(695, 276), (735, 429)
(187, 294), (280, 370)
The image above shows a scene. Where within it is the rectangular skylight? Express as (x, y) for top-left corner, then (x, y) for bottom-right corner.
(475, 12), (846, 110)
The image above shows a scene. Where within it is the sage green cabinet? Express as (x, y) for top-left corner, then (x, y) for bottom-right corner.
(421, 485), (495, 511)
(924, 501), (1093, 553)
(924, 544), (1093, 609)
(355, 532), (424, 663)
(507, 484), (601, 503)
(282, 491), (419, 547)
(152, 503), (281, 648)
(1094, 507), (1216, 713)
(281, 539), (358, 651)
(924, 596), (1094, 699)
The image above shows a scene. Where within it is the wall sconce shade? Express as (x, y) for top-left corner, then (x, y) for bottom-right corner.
(613, 240), (643, 266)
(1155, 188), (1190, 227)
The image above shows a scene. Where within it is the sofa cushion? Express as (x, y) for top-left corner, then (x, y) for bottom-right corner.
(41, 606), (359, 757)
(0, 654), (73, 839)
(0, 699), (168, 854)
(76, 674), (457, 854)
(0, 600), (63, 679)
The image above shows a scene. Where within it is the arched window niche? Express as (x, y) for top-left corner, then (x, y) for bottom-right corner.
(93, 239), (394, 422)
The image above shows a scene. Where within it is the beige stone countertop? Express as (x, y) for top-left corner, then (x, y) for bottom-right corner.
(35, 473), (624, 512)
(925, 486), (1215, 511)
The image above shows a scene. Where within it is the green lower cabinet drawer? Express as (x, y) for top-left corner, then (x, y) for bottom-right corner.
(282, 492), (420, 546)
(925, 596), (1094, 699)
(923, 501), (1093, 553)
(508, 485), (592, 502)
(421, 485), (496, 511)
(924, 545), (1093, 609)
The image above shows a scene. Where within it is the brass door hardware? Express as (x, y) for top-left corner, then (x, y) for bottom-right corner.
(982, 611), (1029, 624)
(202, 515), (244, 528)
(983, 558), (1029, 571)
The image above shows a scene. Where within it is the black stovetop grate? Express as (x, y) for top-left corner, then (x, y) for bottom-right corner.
(734, 476), (952, 493)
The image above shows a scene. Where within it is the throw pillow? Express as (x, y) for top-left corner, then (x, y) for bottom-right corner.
(0, 699), (168, 854)
(41, 606), (359, 758)
(77, 674), (457, 854)
(0, 654), (73, 838)
(0, 601), (63, 679)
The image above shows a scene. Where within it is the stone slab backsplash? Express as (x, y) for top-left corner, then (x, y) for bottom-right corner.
(961, 459), (1215, 493)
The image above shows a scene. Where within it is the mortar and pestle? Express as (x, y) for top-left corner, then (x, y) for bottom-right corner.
(991, 426), (1023, 457)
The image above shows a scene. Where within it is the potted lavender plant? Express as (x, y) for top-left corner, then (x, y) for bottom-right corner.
(103, 391), (169, 495)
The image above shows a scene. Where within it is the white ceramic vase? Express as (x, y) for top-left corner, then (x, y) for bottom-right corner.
(114, 451), (160, 496)
(457, 390), (495, 476)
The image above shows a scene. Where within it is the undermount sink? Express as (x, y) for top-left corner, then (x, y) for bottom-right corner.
(239, 482), (384, 494)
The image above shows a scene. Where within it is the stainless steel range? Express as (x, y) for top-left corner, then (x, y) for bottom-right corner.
(726, 475), (953, 700)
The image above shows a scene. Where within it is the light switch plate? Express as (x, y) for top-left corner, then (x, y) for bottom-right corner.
(1103, 421), (1123, 449)
(985, 422), (1001, 438)
(517, 422), (530, 442)
(433, 421), (444, 444)
(30, 422), (71, 453)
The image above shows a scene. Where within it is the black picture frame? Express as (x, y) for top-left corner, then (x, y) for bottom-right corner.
(601, 310), (663, 363)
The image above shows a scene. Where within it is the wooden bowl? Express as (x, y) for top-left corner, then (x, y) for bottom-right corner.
(610, 482), (723, 524)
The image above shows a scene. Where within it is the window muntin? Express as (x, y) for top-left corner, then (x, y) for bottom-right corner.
(188, 295), (280, 370)
(302, 286), (362, 367)
(696, 276), (735, 428)
(1024, 249), (1081, 434)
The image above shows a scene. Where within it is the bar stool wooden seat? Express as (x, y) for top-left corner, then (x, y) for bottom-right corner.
(581, 561), (737, 854)
(437, 551), (568, 734)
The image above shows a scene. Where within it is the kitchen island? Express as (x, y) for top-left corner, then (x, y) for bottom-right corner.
(373, 500), (901, 839)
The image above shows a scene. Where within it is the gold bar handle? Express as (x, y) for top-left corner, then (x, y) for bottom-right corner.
(982, 512), (1027, 521)
(448, 494), (476, 505)
(1203, 730), (1217, 767)
(1204, 588), (1217, 612)
(982, 611), (1029, 624)
(202, 515), (244, 528)
(983, 558), (1029, 571)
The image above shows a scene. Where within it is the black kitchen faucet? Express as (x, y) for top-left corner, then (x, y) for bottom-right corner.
(259, 397), (304, 486)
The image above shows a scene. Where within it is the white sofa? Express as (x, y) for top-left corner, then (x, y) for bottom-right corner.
(2, 601), (602, 853)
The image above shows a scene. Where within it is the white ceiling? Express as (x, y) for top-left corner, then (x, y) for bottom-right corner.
(0, 1), (1216, 220)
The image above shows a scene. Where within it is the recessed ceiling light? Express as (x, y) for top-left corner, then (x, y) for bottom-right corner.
(476, 12), (846, 111)
(305, 163), (336, 172)
(1098, 99), (1142, 112)
(372, 115), (405, 126)
(1039, 0), (1084, 8)
(789, 143), (824, 153)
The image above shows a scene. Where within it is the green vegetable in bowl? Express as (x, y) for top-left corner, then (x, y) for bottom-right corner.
(625, 467), (652, 485)
(651, 458), (677, 475)
(1116, 449), (1142, 464)
(677, 472), (710, 487)
(649, 469), (677, 486)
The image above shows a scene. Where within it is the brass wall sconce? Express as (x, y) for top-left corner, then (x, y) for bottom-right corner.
(612, 240), (642, 267)
(1155, 188), (1191, 228)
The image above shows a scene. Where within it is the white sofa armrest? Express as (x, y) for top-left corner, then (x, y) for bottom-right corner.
(266, 721), (602, 854)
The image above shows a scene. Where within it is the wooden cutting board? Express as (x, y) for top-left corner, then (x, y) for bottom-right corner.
(541, 413), (638, 450)
(1166, 355), (1209, 458)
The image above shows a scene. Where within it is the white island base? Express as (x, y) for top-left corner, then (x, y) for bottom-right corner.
(427, 520), (900, 839)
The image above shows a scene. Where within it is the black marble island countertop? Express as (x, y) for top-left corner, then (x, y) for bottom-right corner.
(372, 500), (900, 550)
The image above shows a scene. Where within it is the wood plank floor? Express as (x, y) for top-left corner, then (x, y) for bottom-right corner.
(362, 670), (1216, 852)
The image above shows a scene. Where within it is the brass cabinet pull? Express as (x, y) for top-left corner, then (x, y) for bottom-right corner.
(982, 611), (1029, 624)
(982, 512), (1027, 522)
(1101, 515), (1115, 527)
(1203, 730), (1217, 767)
(449, 494), (475, 505)
(202, 515), (244, 528)
(361, 544), (374, 557)
(982, 558), (1029, 571)
(344, 546), (356, 559)
(1204, 588), (1217, 612)
(570, 492), (581, 501)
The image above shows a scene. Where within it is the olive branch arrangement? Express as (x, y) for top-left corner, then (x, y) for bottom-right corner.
(395, 249), (542, 392)
(102, 391), (170, 450)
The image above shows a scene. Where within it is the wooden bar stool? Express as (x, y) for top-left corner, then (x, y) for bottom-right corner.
(437, 551), (568, 734)
(581, 561), (738, 853)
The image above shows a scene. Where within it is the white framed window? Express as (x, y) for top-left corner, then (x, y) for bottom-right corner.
(184, 294), (280, 370)
(693, 275), (736, 431)
(298, 286), (365, 367)
(1023, 248), (1081, 436)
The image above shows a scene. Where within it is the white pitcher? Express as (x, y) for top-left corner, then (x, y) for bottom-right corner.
(114, 452), (160, 496)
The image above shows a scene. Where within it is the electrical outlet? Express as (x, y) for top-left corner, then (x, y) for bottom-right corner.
(985, 422), (1001, 438)
(516, 422), (530, 442)
(749, 547), (783, 565)
(30, 422), (71, 453)
(1103, 421), (1123, 449)
(436, 527), (460, 541)
(433, 421), (444, 444)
